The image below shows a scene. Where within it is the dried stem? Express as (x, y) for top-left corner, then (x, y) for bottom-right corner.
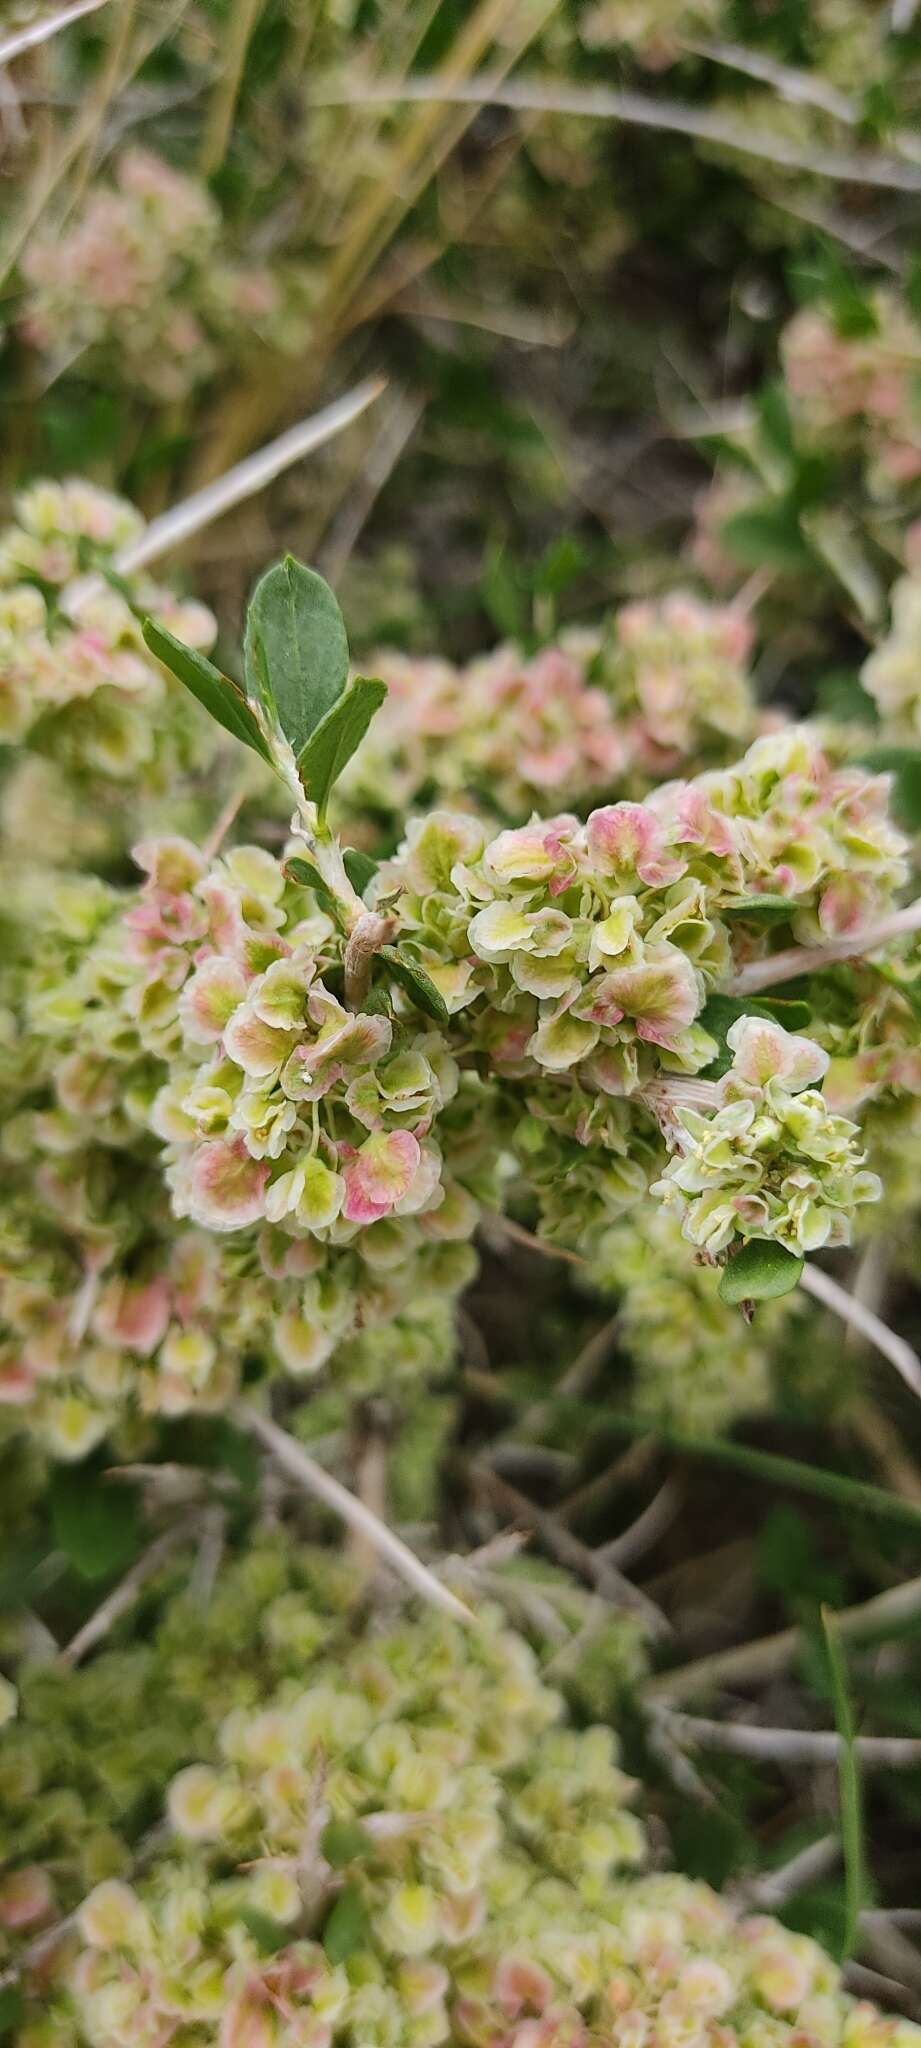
(343, 911), (398, 1009)
(308, 74), (921, 195)
(645, 1570), (921, 1703)
(115, 378), (386, 574)
(469, 1460), (671, 1638)
(199, 0), (262, 177)
(655, 1706), (921, 1768)
(0, 0), (108, 64)
(728, 898), (921, 996)
(236, 1402), (475, 1626)
(800, 1262), (921, 1403)
(59, 1521), (193, 1667)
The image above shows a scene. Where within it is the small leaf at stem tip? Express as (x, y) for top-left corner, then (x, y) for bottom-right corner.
(723, 895), (795, 923)
(284, 856), (338, 921)
(244, 556), (350, 755)
(378, 945), (450, 1024)
(49, 1467), (142, 1582)
(320, 1818), (374, 1868)
(296, 676), (387, 823)
(343, 846), (379, 897)
(323, 1882), (370, 1963)
(719, 1239), (804, 1306)
(142, 618), (273, 762)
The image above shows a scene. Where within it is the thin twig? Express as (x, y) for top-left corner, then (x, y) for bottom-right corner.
(600, 1477), (683, 1570)
(801, 1262), (921, 1403)
(656, 1707), (921, 1768)
(59, 1521), (193, 1667)
(308, 74), (921, 195)
(728, 898), (921, 996)
(0, 0), (108, 64)
(645, 1568), (921, 1703)
(469, 1461), (671, 1637)
(732, 1834), (841, 1910)
(319, 389), (425, 583)
(236, 1402), (475, 1625)
(115, 378), (387, 574)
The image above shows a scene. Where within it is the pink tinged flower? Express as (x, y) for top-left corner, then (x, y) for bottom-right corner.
(132, 835), (206, 893)
(0, 1866), (53, 1931)
(342, 1131), (422, 1223)
(274, 1309), (335, 1379)
(179, 957), (248, 1043)
(726, 1015), (828, 1093)
(495, 1958), (556, 2018)
(93, 1276), (170, 1356)
(528, 1009), (601, 1072)
(224, 1003), (300, 1079)
(0, 1354), (38, 1405)
(586, 803), (686, 886)
(187, 1139), (269, 1231)
(589, 949), (701, 1050)
(672, 785), (738, 860)
(219, 1983), (276, 2048)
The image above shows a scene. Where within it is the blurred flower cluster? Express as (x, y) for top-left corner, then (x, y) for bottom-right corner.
(343, 593), (758, 834)
(0, 479), (223, 863)
(20, 151), (311, 403)
(20, 1580), (915, 2048)
(590, 1204), (795, 1434)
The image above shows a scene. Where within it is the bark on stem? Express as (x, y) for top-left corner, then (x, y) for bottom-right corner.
(729, 898), (921, 996)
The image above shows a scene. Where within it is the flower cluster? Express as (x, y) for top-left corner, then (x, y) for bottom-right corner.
(19, 151), (310, 403)
(342, 593), (758, 834)
(23, 1584), (917, 2048)
(861, 559), (921, 742)
(0, 835), (490, 1449)
(590, 1204), (795, 1434)
(653, 1015), (881, 1258)
(782, 291), (921, 497)
(0, 479), (221, 861)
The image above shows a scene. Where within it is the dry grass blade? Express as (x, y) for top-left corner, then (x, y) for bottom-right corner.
(728, 897), (921, 993)
(645, 1569), (921, 1703)
(0, 0), (108, 64)
(115, 377), (387, 573)
(308, 74), (921, 194)
(801, 1263), (921, 1403)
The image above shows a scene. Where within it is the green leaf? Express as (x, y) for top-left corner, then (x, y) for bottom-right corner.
(532, 535), (586, 601)
(699, 994), (813, 1078)
(320, 1819), (374, 1868)
(481, 540), (528, 642)
(378, 945), (449, 1024)
(723, 896), (795, 925)
(296, 676), (387, 823)
(235, 1907), (291, 1954)
(858, 746), (921, 830)
(343, 848), (379, 898)
(821, 1607), (865, 1960)
(244, 557), (349, 755)
(323, 1882), (370, 1963)
(721, 500), (813, 573)
(0, 1987), (23, 2040)
(142, 619), (272, 763)
(284, 855), (337, 920)
(50, 1468), (142, 1582)
(719, 1239), (804, 1306)
(756, 381), (795, 461)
